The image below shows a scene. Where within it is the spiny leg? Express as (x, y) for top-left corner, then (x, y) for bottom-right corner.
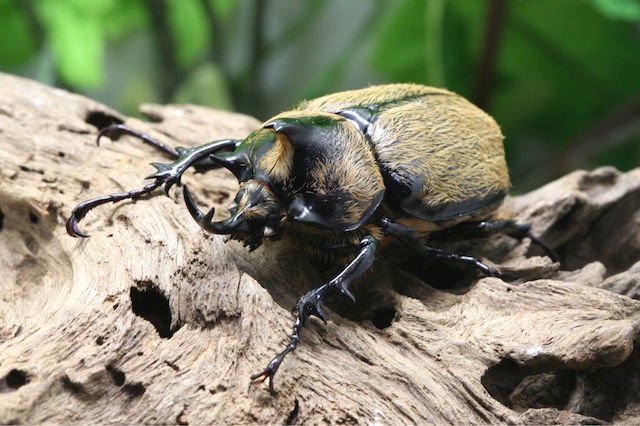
(251, 235), (378, 394)
(381, 218), (497, 277)
(429, 220), (559, 262)
(66, 138), (238, 237)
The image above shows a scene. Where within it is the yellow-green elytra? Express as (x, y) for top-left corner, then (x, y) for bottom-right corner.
(67, 84), (555, 394)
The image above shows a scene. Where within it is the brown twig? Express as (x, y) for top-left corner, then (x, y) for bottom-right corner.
(143, 0), (182, 103)
(474, 0), (508, 110)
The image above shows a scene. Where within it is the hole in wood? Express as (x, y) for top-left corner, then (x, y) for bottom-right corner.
(106, 365), (126, 387)
(482, 358), (577, 412)
(130, 282), (179, 338)
(482, 347), (640, 422)
(85, 111), (123, 131)
(371, 306), (396, 329)
(4, 369), (29, 390)
(123, 382), (146, 398)
(29, 212), (39, 224)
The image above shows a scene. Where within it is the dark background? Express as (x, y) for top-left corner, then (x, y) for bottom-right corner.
(2, 0), (639, 191)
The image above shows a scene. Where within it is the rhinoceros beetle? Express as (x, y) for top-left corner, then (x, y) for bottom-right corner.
(67, 84), (557, 393)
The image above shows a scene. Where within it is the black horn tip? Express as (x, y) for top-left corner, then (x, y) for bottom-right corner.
(183, 185), (205, 222)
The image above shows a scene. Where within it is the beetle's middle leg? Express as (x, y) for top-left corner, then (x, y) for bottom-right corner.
(66, 138), (238, 237)
(251, 235), (378, 394)
(381, 219), (498, 277)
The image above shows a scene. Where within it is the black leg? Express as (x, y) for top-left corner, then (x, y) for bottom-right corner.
(251, 235), (378, 394)
(429, 220), (559, 262)
(96, 124), (232, 174)
(66, 139), (238, 237)
(97, 124), (179, 158)
(381, 218), (498, 277)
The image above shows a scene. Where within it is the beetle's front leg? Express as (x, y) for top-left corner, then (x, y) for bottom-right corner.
(97, 124), (179, 158)
(251, 235), (378, 394)
(66, 139), (239, 237)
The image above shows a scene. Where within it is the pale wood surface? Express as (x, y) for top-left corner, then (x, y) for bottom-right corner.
(1, 73), (639, 424)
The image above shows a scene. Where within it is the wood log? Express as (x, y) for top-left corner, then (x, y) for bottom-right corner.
(1, 73), (639, 424)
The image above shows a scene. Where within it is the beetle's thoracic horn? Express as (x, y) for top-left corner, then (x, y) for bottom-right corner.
(183, 185), (249, 234)
(209, 152), (251, 181)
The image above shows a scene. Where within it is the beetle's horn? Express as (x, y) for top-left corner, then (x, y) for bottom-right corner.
(209, 152), (251, 181)
(183, 185), (248, 234)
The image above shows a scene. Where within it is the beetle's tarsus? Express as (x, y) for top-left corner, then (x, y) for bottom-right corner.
(65, 181), (162, 237)
(252, 235), (377, 393)
(421, 246), (498, 277)
(430, 220), (560, 263)
(382, 218), (498, 277)
(526, 233), (559, 262)
(96, 124), (179, 158)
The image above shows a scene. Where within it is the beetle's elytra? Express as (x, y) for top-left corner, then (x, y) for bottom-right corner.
(67, 84), (557, 393)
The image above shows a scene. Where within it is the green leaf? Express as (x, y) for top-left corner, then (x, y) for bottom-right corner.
(210, 0), (237, 18)
(0, 2), (38, 66)
(167, 0), (211, 69)
(36, 1), (105, 88)
(104, 0), (147, 40)
(494, 0), (640, 144)
(371, 0), (427, 84)
(370, 0), (484, 91)
(587, 0), (640, 21)
(173, 62), (232, 110)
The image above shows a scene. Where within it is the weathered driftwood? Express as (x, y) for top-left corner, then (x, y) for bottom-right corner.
(1, 73), (639, 424)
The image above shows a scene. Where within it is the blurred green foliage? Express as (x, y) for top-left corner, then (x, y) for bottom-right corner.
(1, 0), (639, 190)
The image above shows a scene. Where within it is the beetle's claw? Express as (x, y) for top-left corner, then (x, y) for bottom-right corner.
(528, 234), (560, 263)
(96, 124), (125, 146)
(251, 356), (283, 395)
(65, 214), (90, 238)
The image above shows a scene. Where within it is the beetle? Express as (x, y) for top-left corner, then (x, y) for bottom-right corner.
(67, 84), (557, 393)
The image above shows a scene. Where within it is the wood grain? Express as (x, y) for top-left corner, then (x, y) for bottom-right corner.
(1, 73), (639, 424)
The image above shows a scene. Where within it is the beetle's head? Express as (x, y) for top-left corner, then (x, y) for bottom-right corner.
(183, 128), (292, 250)
(184, 179), (285, 251)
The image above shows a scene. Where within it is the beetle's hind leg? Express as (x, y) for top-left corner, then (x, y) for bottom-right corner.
(429, 220), (559, 262)
(66, 139), (238, 237)
(251, 235), (378, 394)
(381, 219), (499, 277)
